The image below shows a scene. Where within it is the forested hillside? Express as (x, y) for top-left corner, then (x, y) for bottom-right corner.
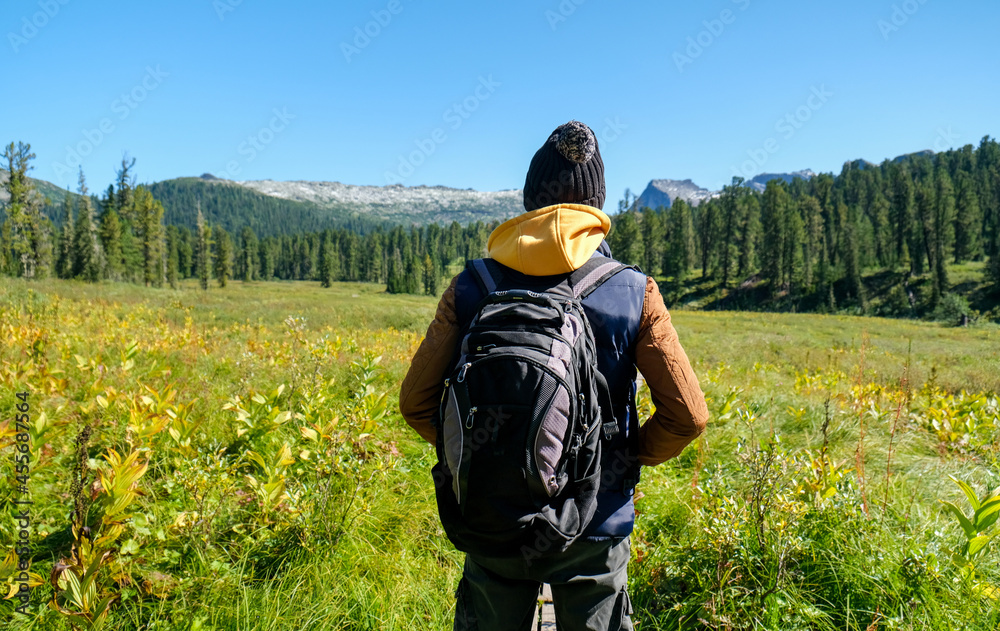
(3, 138), (999, 322)
(609, 137), (1000, 320)
(147, 177), (385, 235)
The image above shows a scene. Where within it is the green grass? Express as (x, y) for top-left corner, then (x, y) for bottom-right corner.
(1, 276), (998, 630)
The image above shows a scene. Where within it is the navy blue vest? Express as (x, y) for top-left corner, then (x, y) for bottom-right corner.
(453, 251), (647, 539)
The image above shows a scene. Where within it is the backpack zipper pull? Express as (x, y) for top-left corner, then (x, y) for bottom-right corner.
(457, 362), (471, 383)
(465, 406), (477, 429)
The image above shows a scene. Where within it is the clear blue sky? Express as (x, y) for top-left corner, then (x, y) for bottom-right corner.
(4, 0), (997, 210)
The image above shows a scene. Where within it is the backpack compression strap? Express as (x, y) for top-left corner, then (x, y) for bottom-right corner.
(467, 258), (504, 295)
(569, 257), (637, 299)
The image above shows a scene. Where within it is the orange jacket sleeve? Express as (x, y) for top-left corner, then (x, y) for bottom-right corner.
(634, 276), (709, 466)
(398, 274), (709, 462)
(398, 275), (461, 444)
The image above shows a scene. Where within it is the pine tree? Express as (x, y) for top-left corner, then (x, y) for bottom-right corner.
(56, 192), (75, 279)
(608, 210), (643, 267)
(989, 229), (1000, 290)
(2, 141), (43, 278)
(664, 198), (694, 280)
(736, 194), (761, 279)
(0, 220), (13, 276)
(29, 209), (54, 280)
(889, 163), (915, 270)
(914, 179), (937, 286)
(177, 227), (193, 277)
(404, 248), (421, 294)
(799, 196), (823, 290)
(239, 226), (258, 282)
(260, 239), (275, 281)
(119, 219), (141, 283)
(783, 199), (804, 290)
(841, 203), (866, 309)
(73, 169), (102, 282)
(196, 205), (211, 290)
(869, 192), (891, 268)
(131, 186), (166, 287)
(640, 207), (664, 276)
(213, 225), (232, 288)
(367, 233), (385, 283)
(166, 225), (180, 289)
(423, 254), (438, 295)
(319, 231), (339, 287)
(953, 172), (981, 263)
(99, 205), (123, 281)
(761, 180), (789, 293)
(115, 155), (136, 222)
(698, 200), (717, 279)
(718, 177), (746, 289)
(386, 250), (405, 294)
(933, 166), (955, 296)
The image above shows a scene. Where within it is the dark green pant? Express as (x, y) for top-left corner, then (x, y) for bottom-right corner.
(453, 537), (633, 631)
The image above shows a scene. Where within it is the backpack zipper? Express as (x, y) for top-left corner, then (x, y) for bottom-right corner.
(465, 406), (477, 429)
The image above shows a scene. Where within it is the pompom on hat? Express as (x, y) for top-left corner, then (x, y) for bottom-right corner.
(522, 120), (606, 212)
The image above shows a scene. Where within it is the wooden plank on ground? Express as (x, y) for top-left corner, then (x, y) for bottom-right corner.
(538, 583), (556, 630)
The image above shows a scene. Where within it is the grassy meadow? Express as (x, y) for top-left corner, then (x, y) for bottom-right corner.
(1, 277), (999, 630)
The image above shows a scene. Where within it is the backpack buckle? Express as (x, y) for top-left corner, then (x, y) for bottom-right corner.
(601, 421), (619, 441)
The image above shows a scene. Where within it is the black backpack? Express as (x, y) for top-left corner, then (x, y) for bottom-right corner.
(431, 256), (632, 559)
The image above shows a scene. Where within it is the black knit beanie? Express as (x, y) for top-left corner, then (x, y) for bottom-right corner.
(522, 120), (606, 212)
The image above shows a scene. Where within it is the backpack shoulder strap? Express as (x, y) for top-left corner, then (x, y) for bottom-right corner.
(569, 256), (636, 299)
(465, 258), (505, 295)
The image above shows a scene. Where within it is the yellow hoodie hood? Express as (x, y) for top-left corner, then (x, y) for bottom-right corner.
(486, 203), (611, 276)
